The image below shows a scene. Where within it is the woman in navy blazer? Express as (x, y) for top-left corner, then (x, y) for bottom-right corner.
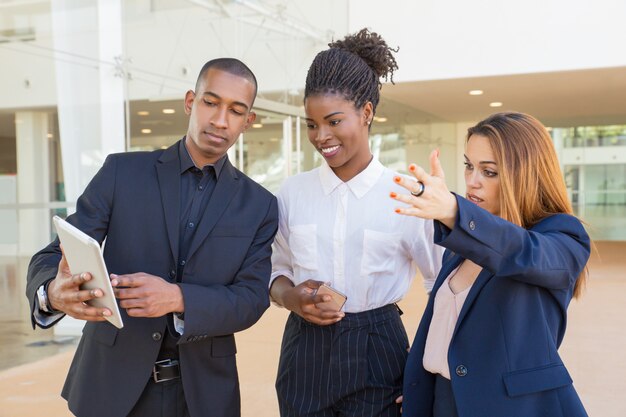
(391, 112), (590, 417)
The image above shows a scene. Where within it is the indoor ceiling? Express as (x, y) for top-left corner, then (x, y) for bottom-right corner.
(128, 99), (287, 141)
(383, 66), (626, 128)
(1, 66), (625, 143)
(129, 99), (189, 139)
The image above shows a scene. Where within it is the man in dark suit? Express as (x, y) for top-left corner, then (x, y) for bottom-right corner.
(26, 58), (278, 417)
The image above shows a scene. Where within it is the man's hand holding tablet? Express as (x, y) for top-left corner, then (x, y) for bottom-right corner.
(51, 216), (124, 328)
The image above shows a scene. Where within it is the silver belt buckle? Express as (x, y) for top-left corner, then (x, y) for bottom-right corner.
(153, 359), (177, 383)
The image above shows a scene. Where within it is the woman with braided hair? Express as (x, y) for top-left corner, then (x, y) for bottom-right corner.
(269, 28), (443, 416)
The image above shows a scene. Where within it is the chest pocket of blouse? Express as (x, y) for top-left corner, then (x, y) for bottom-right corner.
(288, 224), (318, 271)
(361, 229), (402, 276)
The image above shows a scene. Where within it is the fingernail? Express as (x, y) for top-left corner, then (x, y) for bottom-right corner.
(393, 176), (401, 183)
(94, 289), (102, 297)
(395, 208), (401, 214)
(80, 272), (87, 279)
(323, 296), (331, 302)
(111, 279), (118, 286)
(409, 164), (416, 172)
(102, 310), (111, 317)
(389, 192), (397, 198)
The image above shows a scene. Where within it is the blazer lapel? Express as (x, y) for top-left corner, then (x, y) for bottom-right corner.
(418, 251), (463, 345)
(453, 267), (494, 334)
(186, 158), (241, 261)
(431, 250), (464, 297)
(156, 142), (182, 264)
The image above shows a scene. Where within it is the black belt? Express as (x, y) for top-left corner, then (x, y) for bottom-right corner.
(152, 359), (180, 383)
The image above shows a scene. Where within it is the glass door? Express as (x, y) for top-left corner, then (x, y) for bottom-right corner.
(230, 109), (302, 193)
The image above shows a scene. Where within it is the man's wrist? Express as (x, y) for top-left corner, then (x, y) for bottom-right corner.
(173, 283), (185, 314)
(37, 279), (59, 314)
(45, 279), (61, 313)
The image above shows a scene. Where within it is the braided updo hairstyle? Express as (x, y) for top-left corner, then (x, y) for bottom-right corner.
(304, 28), (398, 114)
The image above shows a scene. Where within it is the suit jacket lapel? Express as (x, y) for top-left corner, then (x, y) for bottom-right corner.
(186, 158), (240, 261)
(432, 250), (495, 339)
(453, 266), (494, 334)
(416, 251), (464, 349)
(156, 142), (182, 264)
(431, 250), (464, 297)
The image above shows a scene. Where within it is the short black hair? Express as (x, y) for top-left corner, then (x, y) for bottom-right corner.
(195, 58), (258, 101)
(304, 28), (398, 114)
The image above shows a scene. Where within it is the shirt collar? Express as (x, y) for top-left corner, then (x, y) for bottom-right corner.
(318, 157), (385, 199)
(179, 137), (226, 178)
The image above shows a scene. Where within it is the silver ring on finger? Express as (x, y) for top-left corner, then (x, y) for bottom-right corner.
(411, 181), (425, 197)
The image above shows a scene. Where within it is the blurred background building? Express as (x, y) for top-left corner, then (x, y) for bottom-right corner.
(0, 0), (624, 345)
(1, 0), (625, 256)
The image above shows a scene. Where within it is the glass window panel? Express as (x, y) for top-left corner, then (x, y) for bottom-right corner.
(243, 110), (288, 193)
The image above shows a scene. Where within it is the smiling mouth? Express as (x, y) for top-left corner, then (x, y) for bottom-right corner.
(467, 193), (484, 203)
(320, 145), (340, 155)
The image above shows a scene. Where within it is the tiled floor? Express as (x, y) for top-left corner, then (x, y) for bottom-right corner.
(1, 241), (624, 417)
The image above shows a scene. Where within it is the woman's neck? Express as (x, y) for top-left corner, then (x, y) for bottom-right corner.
(332, 153), (374, 182)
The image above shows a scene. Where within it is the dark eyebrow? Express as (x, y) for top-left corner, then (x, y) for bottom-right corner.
(323, 112), (343, 120)
(304, 111), (344, 122)
(463, 154), (497, 165)
(203, 92), (249, 111)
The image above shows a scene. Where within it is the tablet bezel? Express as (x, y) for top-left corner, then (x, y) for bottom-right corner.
(52, 215), (124, 329)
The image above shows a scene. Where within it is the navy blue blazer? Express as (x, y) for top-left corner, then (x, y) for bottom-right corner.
(27, 140), (278, 417)
(403, 195), (590, 417)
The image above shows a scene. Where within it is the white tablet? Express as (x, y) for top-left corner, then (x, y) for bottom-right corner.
(53, 215), (124, 329)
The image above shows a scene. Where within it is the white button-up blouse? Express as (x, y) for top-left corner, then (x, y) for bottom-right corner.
(271, 159), (443, 313)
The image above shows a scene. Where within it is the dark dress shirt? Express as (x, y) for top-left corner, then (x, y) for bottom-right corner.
(158, 138), (226, 360)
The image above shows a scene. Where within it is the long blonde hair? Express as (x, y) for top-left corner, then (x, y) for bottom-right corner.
(467, 112), (587, 297)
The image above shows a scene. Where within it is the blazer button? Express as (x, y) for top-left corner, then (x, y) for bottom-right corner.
(152, 332), (162, 341)
(455, 365), (468, 377)
(468, 220), (476, 230)
(168, 270), (176, 279)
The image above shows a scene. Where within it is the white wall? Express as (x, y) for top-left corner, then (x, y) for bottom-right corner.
(0, 10), (57, 109)
(3, 0), (624, 108)
(348, 0), (626, 81)
(0, 0), (348, 109)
